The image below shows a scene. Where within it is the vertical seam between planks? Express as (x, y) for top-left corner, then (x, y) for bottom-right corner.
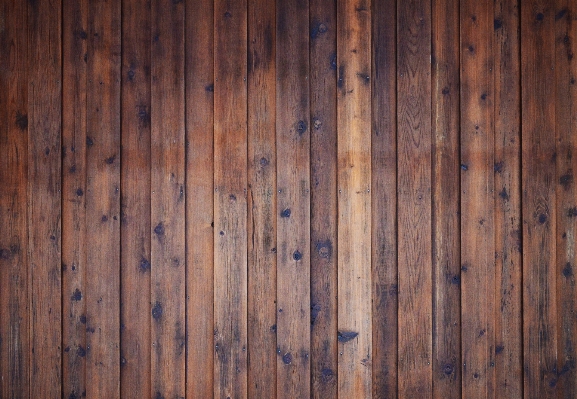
(60, 0), (64, 392)
(182, 0), (187, 393)
(517, 0), (523, 395)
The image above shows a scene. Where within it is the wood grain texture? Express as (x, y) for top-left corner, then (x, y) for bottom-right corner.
(522, 2), (558, 398)
(460, 0), (496, 397)
(62, 0), (87, 397)
(275, 0), (311, 397)
(185, 0), (214, 397)
(28, 0), (62, 396)
(0, 1), (29, 396)
(309, 0), (338, 396)
(247, 0), (277, 396)
(121, 0), (151, 397)
(397, 0), (433, 396)
(493, 0), (522, 396)
(150, 0), (186, 397)
(213, 0), (248, 397)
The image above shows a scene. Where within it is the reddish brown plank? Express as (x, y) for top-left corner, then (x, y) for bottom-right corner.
(247, 0), (277, 397)
(185, 0), (214, 397)
(309, 0), (338, 396)
(397, 0), (433, 396)
(62, 0), (88, 397)
(0, 1), (29, 396)
(521, 2), (558, 398)
(121, 0), (151, 397)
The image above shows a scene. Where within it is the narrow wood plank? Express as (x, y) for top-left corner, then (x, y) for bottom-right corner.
(150, 0), (186, 397)
(431, 0), (461, 396)
(371, 0), (398, 396)
(247, 0), (277, 396)
(185, 0), (214, 397)
(460, 0), (496, 397)
(275, 0), (311, 397)
(397, 0), (433, 396)
(309, 0), (338, 396)
(28, 0), (62, 395)
(85, 0), (121, 396)
(0, 1), (29, 396)
(213, 0), (248, 397)
(62, 0), (88, 396)
(336, 0), (372, 397)
(493, 0), (522, 396)
(521, 3), (558, 398)
(121, 0), (151, 397)
(554, 1), (577, 396)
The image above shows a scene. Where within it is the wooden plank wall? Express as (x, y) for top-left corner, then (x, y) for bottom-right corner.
(1, 0), (577, 398)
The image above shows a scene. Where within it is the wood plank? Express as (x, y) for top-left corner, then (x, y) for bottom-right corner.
(336, 0), (372, 397)
(493, 0), (522, 396)
(460, 0), (496, 397)
(185, 0), (214, 397)
(62, 0), (88, 397)
(275, 0), (311, 396)
(554, 1), (577, 396)
(372, 0), (398, 396)
(521, 2), (558, 398)
(28, 0), (62, 396)
(309, 0), (338, 396)
(150, 0), (186, 397)
(431, 0), (460, 396)
(397, 0), (433, 396)
(0, 0), (29, 396)
(213, 0), (248, 396)
(85, 0), (121, 396)
(121, 0), (151, 397)
(247, 0), (277, 397)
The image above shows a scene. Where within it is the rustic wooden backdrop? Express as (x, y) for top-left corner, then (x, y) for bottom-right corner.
(0, 0), (576, 397)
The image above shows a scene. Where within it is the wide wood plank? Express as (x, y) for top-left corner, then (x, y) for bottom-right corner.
(337, 0), (372, 397)
(0, 1), (29, 396)
(493, 0), (522, 396)
(28, 0), (62, 396)
(431, 0), (461, 396)
(62, 0), (87, 397)
(397, 0), (433, 396)
(247, 0), (277, 397)
(121, 0), (151, 397)
(521, 2), (558, 397)
(185, 0), (214, 397)
(214, 0), (248, 397)
(309, 0), (338, 396)
(85, 0), (121, 396)
(150, 0), (186, 397)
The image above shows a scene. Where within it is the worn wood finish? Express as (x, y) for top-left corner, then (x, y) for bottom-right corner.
(247, 0), (277, 397)
(309, 0), (338, 396)
(3, 1), (577, 398)
(121, 0), (151, 397)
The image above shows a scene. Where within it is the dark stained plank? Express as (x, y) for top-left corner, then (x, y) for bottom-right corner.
(397, 0), (433, 396)
(150, 0), (186, 397)
(121, 0), (151, 397)
(185, 0), (214, 397)
(431, 0), (461, 396)
(309, 0), (337, 396)
(0, 0), (29, 396)
(85, 0), (121, 396)
(372, 0), (398, 396)
(336, 0), (372, 397)
(493, 0), (522, 396)
(554, 0), (577, 396)
(275, 0), (311, 397)
(213, 0), (248, 397)
(28, 0), (62, 396)
(521, 2), (558, 398)
(460, 0), (496, 397)
(62, 0), (87, 397)
(247, 0), (277, 397)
